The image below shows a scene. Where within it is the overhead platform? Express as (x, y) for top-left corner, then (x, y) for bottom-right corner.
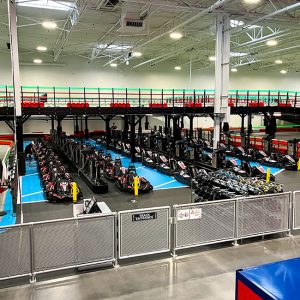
(0, 86), (300, 117)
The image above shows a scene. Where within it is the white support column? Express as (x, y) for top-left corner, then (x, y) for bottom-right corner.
(7, 0), (21, 117)
(213, 13), (230, 149)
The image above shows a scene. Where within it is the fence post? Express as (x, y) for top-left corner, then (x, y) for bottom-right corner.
(233, 199), (239, 246)
(29, 223), (36, 283)
(171, 205), (177, 257)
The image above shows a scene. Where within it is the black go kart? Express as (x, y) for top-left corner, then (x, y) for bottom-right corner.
(115, 163), (153, 194)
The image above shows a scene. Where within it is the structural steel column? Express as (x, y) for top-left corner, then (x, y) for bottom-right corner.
(123, 116), (129, 140)
(8, 0), (21, 117)
(84, 116), (89, 139)
(105, 117), (111, 149)
(189, 115), (194, 139)
(213, 13), (230, 149)
(16, 117), (25, 175)
(51, 116), (55, 131)
(130, 115), (136, 162)
(138, 116), (143, 135)
(57, 118), (62, 135)
(74, 116), (79, 134)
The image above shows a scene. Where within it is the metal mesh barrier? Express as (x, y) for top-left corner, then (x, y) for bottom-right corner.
(76, 216), (115, 264)
(237, 193), (290, 239)
(0, 225), (31, 279)
(174, 200), (236, 250)
(118, 207), (171, 259)
(293, 191), (300, 230)
(33, 214), (116, 273)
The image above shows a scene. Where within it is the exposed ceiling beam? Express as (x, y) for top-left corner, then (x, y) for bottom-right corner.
(103, 0), (235, 67)
(53, 0), (87, 61)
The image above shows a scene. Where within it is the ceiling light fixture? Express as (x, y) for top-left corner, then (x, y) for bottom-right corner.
(266, 39), (278, 46)
(36, 46), (47, 52)
(280, 70), (287, 74)
(174, 66), (181, 70)
(33, 59), (42, 64)
(230, 19), (245, 28)
(275, 59), (283, 64)
(230, 52), (248, 57)
(110, 63), (117, 67)
(96, 43), (132, 52)
(42, 21), (57, 29)
(170, 32), (183, 40)
(244, 0), (261, 4)
(209, 56), (216, 61)
(231, 68), (238, 72)
(132, 51), (142, 57)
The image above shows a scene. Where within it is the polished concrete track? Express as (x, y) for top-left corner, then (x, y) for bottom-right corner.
(1, 235), (300, 299)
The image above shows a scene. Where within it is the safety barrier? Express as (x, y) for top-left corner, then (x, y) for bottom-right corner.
(0, 213), (117, 282)
(173, 200), (236, 251)
(0, 193), (296, 284)
(118, 206), (171, 259)
(293, 191), (300, 230)
(173, 192), (291, 253)
(237, 193), (291, 239)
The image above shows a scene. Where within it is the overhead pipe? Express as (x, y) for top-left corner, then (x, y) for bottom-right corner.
(103, 0), (234, 67)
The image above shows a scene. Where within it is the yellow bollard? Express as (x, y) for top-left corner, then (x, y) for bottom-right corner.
(132, 176), (140, 196)
(266, 168), (271, 183)
(297, 158), (300, 171)
(71, 182), (79, 203)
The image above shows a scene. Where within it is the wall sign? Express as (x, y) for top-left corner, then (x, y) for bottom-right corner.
(132, 212), (157, 222)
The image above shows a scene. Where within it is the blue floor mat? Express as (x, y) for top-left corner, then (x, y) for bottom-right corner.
(0, 190), (16, 227)
(22, 141), (46, 203)
(226, 156), (284, 175)
(87, 139), (187, 190)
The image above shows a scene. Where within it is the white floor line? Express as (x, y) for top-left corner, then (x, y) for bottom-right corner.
(23, 172), (39, 177)
(136, 166), (146, 170)
(22, 191), (44, 197)
(22, 199), (47, 204)
(154, 186), (188, 191)
(273, 169), (285, 176)
(154, 179), (177, 189)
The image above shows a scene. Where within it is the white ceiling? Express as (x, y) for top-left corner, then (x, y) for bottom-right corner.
(1, 0), (300, 73)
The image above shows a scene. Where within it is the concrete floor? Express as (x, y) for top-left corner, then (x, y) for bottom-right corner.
(1, 235), (300, 299)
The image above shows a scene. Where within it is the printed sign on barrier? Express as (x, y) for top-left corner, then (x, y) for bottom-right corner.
(132, 212), (157, 222)
(177, 208), (202, 221)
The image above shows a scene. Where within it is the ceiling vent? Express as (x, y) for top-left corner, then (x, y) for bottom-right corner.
(117, 13), (146, 33)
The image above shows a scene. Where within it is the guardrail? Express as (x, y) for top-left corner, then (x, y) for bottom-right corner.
(0, 191), (299, 284)
(118, 206), (171, 259)
(0, 213), (117, 282)
(0, 86), (300, 110)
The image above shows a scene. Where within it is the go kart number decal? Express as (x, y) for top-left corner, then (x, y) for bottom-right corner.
(132, 212), (157, 222)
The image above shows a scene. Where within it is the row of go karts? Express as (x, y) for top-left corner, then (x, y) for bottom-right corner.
(225, 145), (298, 170)
(99, 151), (153, 193)
(194, 169), (284, 202)
(33, 139), (83, 202)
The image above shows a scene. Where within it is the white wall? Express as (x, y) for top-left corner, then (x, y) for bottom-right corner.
(1, 52), (297, 134)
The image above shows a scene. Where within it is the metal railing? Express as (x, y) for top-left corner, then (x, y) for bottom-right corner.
(0, 213), (117, 282)
(173, 199), (236, 251)
(293, 190), (300, 230)
(0, 192), (297, 284)
(118, 206), (171, 259)
(173, 192), (291, 254)
(236, 193), (291, 239)
(0, 85), (300, 109)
